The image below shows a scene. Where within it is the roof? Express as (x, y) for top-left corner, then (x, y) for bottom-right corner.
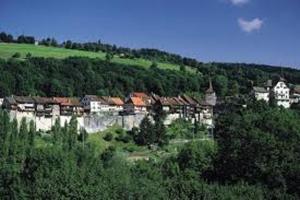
(84, 95), (103, 102)
(265, 80), (273, 87)
(149, 93), (161, 102)
(13, 95), (35, 104)
(33, 97), (56, 104)
(198, 100), (212, 107)
(279, 77), (286, 82)
(110, 97), (124, 106)
(157, 97), (173, 106)
(131, 92), (149, 98)
(253, 87), (268, 93)
(5, 96), (17, 105)
(53, 97), (81, 106)
(128, 97), (146, 107)
(181, 95), (199, 105)
(206, 79), (215, 94)
(293, 85), (300, 94)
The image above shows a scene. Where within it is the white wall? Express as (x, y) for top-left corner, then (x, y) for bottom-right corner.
(273, 81), (290, 108)
(255, 92), (269, 102)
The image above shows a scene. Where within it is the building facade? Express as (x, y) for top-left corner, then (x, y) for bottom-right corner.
(253, 78), (294, 108)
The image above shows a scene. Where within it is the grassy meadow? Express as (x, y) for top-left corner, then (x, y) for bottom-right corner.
(0, 43), (195, 72)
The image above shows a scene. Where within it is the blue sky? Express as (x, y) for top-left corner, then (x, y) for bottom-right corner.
(1, 0), (299, 68)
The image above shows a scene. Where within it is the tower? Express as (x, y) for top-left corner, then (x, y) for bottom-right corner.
(205, 79), (217, 106)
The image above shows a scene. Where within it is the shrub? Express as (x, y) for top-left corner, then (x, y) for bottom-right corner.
(115, 133), (131, 143)
(12, 52), (21, 58)
(115, 128), (124, 135)
(103, 132), (113, 141)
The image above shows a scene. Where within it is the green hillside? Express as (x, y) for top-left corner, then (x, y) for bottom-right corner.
(0, 43), (193, 71)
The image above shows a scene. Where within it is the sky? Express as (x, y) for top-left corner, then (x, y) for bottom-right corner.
(0, 0), (299, 68)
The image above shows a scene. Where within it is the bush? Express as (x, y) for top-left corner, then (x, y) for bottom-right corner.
(12, 52), (21, 58)
(115, 128), (124, 135)
(115, 133), (131, 143)
(26, 53), (32, 59)
(123, 145), (139, 152)
(103, 132), (113, 141)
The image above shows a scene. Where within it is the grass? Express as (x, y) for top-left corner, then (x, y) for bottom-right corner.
(86, 125), (147, 157)
(0, 43), (196, 72)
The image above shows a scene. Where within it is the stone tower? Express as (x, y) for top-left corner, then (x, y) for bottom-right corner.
(205, 79), (217, 106)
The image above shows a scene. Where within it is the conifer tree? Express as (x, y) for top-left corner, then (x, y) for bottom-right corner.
(28, 121), (35, 147)
(67, 116), (78, 150)
(136, 116), (155, 145)
(19, 118), (28, 143)
(52, 118), (61, 144)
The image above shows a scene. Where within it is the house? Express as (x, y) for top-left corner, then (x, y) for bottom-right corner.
(33, 97), (60, 117)
(290, 85), (300, 104)
(198, 100), (214, 128)
(81, 95), (124, 114)
(81, 95), (107, 113)
(124, 97), (147, 114)
(253, 87), (270, 102)
(127, 92), (152, 110)
(271, 78), (290, 108)
(3, 95), (35, 112)
(253, 78), (291, 108)
(107, 97), (124, 112)
(53, 97), (84, 116)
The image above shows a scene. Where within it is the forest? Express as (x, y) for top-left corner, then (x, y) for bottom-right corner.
(1, 56), (300, 99)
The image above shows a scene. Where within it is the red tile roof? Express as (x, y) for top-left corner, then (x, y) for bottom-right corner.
(129, 97), (146, 107)
(131, 92), (149, 98)
(53, 97), (81, 106)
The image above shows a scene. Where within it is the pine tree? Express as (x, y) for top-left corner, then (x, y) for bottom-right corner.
(67, 116), (78, 150)
(19, 118), (28, 143)
(52, 118), (61, 144)
(136, 116), (154, 145)
(28, 121), (35, 147)
(155, 119), (168, 146)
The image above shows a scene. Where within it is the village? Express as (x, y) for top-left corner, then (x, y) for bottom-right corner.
(0, 77), (299, 133)
(0, 81), (217, 133)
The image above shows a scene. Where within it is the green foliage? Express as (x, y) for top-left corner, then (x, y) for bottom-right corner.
(0, 56), (203, 97)
(12, 52), (21, 58)
(0, 108), (298, 199)
(167, 119), (207, 139)
(135, 116), (155, 145)
(214, 101), (300, 198)
(105, 52), (114, 62)
(177, 140), (217, 174)
(103, 132), (113, 141)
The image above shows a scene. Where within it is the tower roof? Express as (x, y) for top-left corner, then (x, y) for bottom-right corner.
(206, 78), (215, 94)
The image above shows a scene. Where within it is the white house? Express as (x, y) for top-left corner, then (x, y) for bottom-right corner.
(81, 95), (106, 113)
(253, 87), (270, 102)
(81, 95), (124, 114)
(272, 78), (290, 108)
(253, 78), (292, 108)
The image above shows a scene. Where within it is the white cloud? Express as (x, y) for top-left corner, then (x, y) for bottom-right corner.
(238, 18), (264, 33)
(230, 0), (249, 6)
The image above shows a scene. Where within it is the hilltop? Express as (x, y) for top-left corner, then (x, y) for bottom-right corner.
(0, 43), (194, 72)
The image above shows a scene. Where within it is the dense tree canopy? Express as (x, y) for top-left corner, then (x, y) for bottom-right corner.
(213, 101), (300, 199)
(1, 56), (300, 99)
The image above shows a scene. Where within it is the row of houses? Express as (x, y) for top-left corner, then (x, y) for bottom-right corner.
(253, 77), (300, 108)
(0, 82), (217, 128)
